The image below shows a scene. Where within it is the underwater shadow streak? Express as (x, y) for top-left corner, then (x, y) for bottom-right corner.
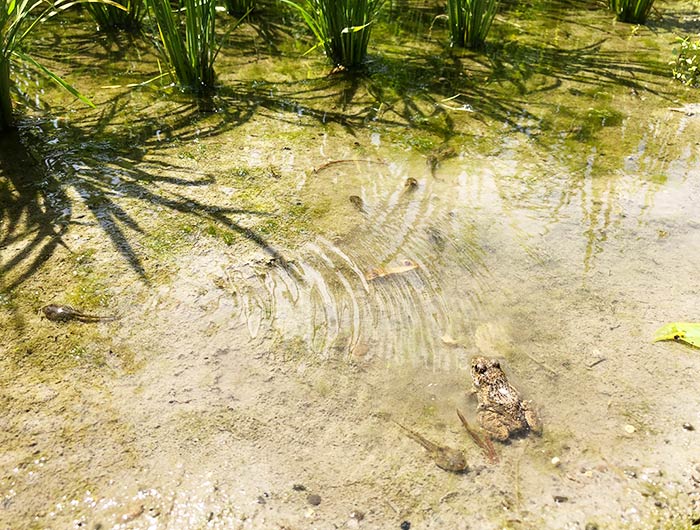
(0, 130), (72, 291)
(57, 107), (297, 282)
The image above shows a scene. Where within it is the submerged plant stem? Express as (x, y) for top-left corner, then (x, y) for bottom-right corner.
(148, 0), (228, 95)
(447, 0), (499, 49)
(0, 58), (12, 131)
(608, 0), (655, 23)
(282, 0), (385, 69)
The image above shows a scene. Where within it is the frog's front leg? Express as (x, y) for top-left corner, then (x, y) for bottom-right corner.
(521, 400), (542, 435)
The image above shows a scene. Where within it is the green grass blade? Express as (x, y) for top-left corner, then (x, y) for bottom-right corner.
(16, 51), (95, 107)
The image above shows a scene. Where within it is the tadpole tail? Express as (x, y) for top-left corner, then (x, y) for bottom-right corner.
(74, 314), (120, 323)
(392, 420), (439, 452)
(456, 409), (499, 464)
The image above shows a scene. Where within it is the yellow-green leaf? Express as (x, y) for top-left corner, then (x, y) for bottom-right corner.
(341, 22), (372, 34)
(653, 322), (700, 348)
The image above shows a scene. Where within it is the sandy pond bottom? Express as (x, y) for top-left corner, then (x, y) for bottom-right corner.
(2, 7), (700, 527)
(3, 109), (700, 529)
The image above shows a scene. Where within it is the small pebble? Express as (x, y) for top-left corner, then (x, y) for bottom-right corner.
(350, 510), (365, 521)
(292, 484), (307, 491)
(585, 524), (599, 530)
(551, 456), (561, 467)
(642, 467), (662, 477)
(400, 522), (411, 530)
(683, 422), (695, 431)
(307, 494), (322, 506)
(553, 495), (568, 503)
(624, 424), (636, 434)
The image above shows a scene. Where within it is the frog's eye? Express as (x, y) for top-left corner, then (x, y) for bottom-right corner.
(492, 361), (500, 369)
(475, 363), (487, 374)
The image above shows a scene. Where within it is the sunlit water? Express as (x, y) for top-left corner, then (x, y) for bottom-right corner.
(2, 2), (700, 529)
(219, 158), (487, 365)
(216, 128), (700, 367)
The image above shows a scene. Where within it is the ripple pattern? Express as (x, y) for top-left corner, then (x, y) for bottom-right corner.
(216, 158), (492, 367)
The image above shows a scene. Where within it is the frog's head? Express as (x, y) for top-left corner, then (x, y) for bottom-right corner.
(470, 356), (502, 386)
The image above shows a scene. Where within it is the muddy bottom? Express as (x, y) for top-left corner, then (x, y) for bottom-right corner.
(2, 1), (700, 529)
(3, 134), (700, 528)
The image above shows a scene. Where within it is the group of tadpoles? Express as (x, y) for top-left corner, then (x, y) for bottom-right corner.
(394, 408), (498, 474)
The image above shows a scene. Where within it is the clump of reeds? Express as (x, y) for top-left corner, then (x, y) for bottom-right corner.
(148, 0), (241, 96)
(1, 0), (104, 131)
(224, 0), (254, 16)
(282, 0), (385, 69)
(609, 0), (655, 24)
(447, 0), (498, 49)
(86, 0), (145, 31)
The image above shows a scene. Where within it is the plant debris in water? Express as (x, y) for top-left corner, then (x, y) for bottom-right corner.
(653, 322), (700, 348)
(365, 259), (418, 281)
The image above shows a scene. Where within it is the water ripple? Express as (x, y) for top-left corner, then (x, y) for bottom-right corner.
(219, 159), (490, 366)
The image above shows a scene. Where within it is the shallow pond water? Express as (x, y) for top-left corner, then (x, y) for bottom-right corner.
(2, 1), (700, 529)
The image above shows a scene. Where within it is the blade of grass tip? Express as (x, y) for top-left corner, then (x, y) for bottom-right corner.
(18, 51), (95, 107)
(279, 0), (325, 45)
(213, 6), (253, 61)
(340, 20), (372, 34)
(301, 41), (323, 57)
(100, 71), (171, 89)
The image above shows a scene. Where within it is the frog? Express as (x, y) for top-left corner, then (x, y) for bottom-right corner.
(41, 304), (117, 323)
(470, 356), (542, 441)
(394, 421), (468, 473)
(403, 177), (419, 192)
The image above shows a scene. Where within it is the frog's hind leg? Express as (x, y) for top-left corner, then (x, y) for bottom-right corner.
(476, 410), (511, 442)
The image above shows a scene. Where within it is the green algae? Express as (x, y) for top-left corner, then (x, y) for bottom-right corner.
(144, 219), (199, 257)
(205, 223), (239, 245)
(6, 323), (112, 371)
(1, 2), (700, 529)
(65, 265), (114, 310)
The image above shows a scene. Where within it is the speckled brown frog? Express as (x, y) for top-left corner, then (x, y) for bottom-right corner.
(470, 356), (542, 441)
